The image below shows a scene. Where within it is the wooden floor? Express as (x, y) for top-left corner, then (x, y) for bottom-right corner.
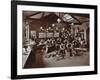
(24, 47), (89, 68)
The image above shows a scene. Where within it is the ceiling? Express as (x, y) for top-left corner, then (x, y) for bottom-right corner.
(23, 11), (89, 25)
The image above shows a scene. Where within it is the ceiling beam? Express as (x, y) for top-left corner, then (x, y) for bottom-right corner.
(41, 12), (45, 19)
(69, 14), (82, 24)
(25, 18), (41, 21)
(26, 12), (41, 19)
(68, 13), (89, 18)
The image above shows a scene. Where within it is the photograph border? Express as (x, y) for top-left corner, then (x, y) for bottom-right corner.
(11, 0), (97, 79)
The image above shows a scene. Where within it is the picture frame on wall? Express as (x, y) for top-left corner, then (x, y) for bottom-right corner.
(11, 0), (97, 79)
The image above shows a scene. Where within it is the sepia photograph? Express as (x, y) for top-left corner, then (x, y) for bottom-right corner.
(11, 1), (97, 79)
(22, 11), (90, 69)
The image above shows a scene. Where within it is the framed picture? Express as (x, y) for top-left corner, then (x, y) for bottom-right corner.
(11, 0), (97, 79)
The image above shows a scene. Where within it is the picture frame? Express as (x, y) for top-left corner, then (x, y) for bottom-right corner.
(11, 0), (97, 79)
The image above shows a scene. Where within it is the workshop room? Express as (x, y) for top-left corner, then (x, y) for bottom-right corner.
(22, 11), (90, 68)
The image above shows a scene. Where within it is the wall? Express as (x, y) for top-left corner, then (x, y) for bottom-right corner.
(0, 0), (99, 80)
(73, 22), (89, 40)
